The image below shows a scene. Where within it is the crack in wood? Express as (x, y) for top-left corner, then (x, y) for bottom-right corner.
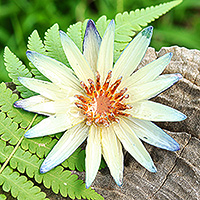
(148, 135), (192, 199)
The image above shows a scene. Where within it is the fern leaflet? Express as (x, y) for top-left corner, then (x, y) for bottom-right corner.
(3, 47), (35, 98)
(0, 83), (35, 128)
(0, 166), (47, 200)
(44, 24), (68, 66)
(0, 112), (24, 145)
(27, 30), (47, 81)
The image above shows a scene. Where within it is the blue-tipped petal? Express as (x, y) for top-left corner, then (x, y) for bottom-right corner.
(129, 100), (187, 122)
(26, 50), (80, 91)
(40, 122), (89, 173)
(128, 73), (183, 103)
(83, 20), (101, 72)
(113, 119), (156, 173)
(123, 117), (180, 151)
(24, 113), (84, 138)
(113, 26), (153, 82)
(121, 52), (173, 89)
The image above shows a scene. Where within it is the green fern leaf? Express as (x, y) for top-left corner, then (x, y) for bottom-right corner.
(44, 23), (68, 66)
(27, 30), (46, 54)
(113, 0), (182, 60)
(0, 166), (47, 200)
(0, 83), (35, 128)
(95, 16), (111, 37)
(3, 47), (35, 98)
(0, 113), (24, 145)
(62, 147), (85, 171)
(67, 22), (84, 52)
(27, 30), (47, 81)
(21, 137), (57, 158)
(0, 144), (103, 200)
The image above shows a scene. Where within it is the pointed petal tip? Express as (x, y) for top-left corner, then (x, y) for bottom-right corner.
(59, 30), (67, 38)
(142, 26), (153, 39)
(149, 164), (157, 173)
(13, 101), (20, 108)
(24, 130), (32, 138)
(116, 180), (123, 187)
(40, 165), (49, 174)
(85, 183), (91, 189)
(87, 19), (95, 27)
(108, 19), (115, 29)
(169, 52), (173, 57)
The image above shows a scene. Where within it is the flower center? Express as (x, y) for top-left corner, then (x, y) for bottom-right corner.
(75, 71), (132, 127)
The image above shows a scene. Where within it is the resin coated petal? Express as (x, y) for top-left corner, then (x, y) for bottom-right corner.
(123, 117), (180, 151)
(26, 51), (81, 91)
(40, 122), (89, 173)
(85, 125), (101, 188)
(25, 113), (85, 138)
(60, 30), (94, 83)
(129, 100), (186, 122)
(112, 26), (153, 82)
(113, 119), (157, 172)
(101, 126), (124, 186)
(97, 20), (115, 82)
(83, 20), (102, 73)
(121, 53), (173, 88)
(128, 73), (182, 103)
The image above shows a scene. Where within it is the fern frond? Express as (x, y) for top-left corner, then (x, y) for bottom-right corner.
(0, 113), (24, 145)
(27, 30), (47, 81)
(0, 166), (47, 200)
(0, 143), (103, 200)
(67, 22), (84, 52)
(95, 16), (111, 37)
(3, 47), (35, 98)
(21, 137), (57, 158)
(44, 24), (68, 66)
(114, 0), (183, 60)
(0, 83), (35, 128)
(27, 30), (46, 54)
(62, 147), (85, 171)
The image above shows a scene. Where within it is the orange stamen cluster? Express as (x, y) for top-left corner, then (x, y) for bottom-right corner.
(75, 71), (132, 127)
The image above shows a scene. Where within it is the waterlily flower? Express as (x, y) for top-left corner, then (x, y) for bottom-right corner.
(14, 19), (186, 188)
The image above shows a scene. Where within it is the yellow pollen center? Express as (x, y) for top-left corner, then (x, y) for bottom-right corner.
(75, 70), (132, 127)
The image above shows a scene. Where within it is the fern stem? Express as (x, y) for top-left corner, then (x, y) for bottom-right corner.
(0, 114), (38, 174)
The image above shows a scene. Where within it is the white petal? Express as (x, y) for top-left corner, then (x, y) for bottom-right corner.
(15, 96), (81, 116)
(83, 20), (102, 73)
(123, 117), (180, 151)
(24, 112), (85, 138)
(113, 119), (156, 172)
(128, 73), (182, 103)
(60, 30), (94, 83)
(121, 53), (173, 88)
(112, 26), (153, 82)
(97, 19), (115, 82)
(85, 125), (101, 188)
(129, 100), (186, 121)
(40, 122), (89, 173)
(18, 77), (70, 100)
(101, 126), (123, 186)
(26, 51), (81, 91)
